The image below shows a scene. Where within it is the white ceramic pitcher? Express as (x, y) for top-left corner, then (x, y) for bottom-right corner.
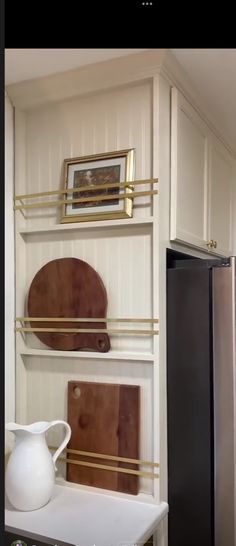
(5, 420), (71, 511)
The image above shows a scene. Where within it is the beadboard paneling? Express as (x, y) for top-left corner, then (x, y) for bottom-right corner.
(23, 355), (154, 495)
(16, 82), (152, 229)
(20, 225), (153, 353)
(14, 78), (159, 503)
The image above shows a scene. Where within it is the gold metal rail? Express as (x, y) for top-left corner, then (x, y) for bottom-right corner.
(50, 446), (160, 468)
(14, 178), (158, 211)
(16, 317), (159, 324)
(14, 191), (157, 211)
(15, 317), (159, 336)
(14, 178), (158, 201)
(16, 327), (159, 335)
(59, 457), (159, 479)
(48, 447), (159, 479)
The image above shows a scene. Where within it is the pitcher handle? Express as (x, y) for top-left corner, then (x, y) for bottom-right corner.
(49, 420), (71, 470)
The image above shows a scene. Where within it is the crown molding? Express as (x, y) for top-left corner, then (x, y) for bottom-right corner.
(6, 48), (236, 156)
(159, 50), (236, 157)
(6, 49), (166, 111)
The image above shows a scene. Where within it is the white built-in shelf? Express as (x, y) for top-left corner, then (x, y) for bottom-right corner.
(5, 483), (168, 546)
(20, 347), (155, 361)
(20, 347), (154, 362)
(18, 216), (154, 236)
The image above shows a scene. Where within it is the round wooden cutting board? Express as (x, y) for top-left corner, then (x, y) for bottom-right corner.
(27, 257), (110, 351)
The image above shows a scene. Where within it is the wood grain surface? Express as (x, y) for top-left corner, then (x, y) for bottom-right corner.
(67, 381), (140, 494)
(27, 257), (110, 351)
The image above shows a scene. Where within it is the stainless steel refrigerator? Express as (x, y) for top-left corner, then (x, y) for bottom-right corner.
(167, 251), (236, 546)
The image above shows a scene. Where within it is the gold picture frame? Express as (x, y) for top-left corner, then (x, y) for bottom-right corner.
(60, 149), (135, 223)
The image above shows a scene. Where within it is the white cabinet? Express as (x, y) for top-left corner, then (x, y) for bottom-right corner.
(208, 134), (233, 255)
(170, 87), (233, 256)
(170, 87), (208, 249)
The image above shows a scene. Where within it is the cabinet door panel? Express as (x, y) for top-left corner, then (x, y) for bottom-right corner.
(208, 137), (233, 256)
(171, 87), (208, 249)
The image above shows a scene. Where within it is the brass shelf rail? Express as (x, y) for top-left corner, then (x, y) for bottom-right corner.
(49, 446), (159, 480)
(14, 178), (158, 211)
(15, 317), (159, 336)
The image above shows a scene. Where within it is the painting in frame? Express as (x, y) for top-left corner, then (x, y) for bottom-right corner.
(60, 149), (135, 223)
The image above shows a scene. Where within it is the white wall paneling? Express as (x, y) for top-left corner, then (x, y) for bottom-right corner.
(13, 74), (162, 519)
(16, 82), (153, 232)
(153, 75), (171, 505)
(18, 225), (153, 354)
(5, 93), (15, 457)
(19, 355), (154, 495)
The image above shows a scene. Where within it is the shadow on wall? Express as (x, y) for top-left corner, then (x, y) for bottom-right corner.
(5, 431), (14, 470)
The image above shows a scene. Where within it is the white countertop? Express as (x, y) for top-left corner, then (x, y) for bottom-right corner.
(5, 484), (168, 546)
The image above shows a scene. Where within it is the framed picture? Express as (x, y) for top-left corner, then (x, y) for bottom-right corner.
(60, 149), (135, 223)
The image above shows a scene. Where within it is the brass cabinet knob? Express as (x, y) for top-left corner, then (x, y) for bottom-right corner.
(213, 240), (217, 249)
(206, 240), (214, 248)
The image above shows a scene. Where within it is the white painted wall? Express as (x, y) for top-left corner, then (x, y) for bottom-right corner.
(5, 92), (15, 455)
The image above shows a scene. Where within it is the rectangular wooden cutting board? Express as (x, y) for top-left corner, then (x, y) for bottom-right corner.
(67, 381), (140, 494)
